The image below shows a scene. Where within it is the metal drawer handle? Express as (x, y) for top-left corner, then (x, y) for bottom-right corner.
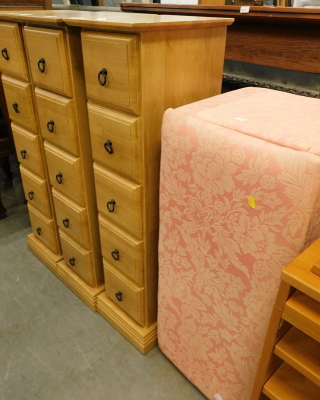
(28, 191), (34, 200)
(62, 218), (69, 228)
(12, 102), (19, 113)
(36, 227), (41, 235)
(104, 140), (113, 154)
(1, 48), (9, 60)
(111, 249), (119, 261)
(69, 257), (75, 266)
(115, 291), (122, 302)
(106, 199), (116, 213)
(47, 120), (54, 132)
(37, 58), (46, 73)
(21, 149), (27, 159)
(56, 172), (63, 184)
(98, 68), (108, 86)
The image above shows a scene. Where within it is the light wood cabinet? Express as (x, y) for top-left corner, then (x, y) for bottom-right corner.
(0, 10), (233, 354)
(250, 238), (320, 400)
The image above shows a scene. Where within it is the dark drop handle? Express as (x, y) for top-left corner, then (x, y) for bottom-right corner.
(37, 58), (46, 73)
(1, 48), (9, 60)
(98, 68), (108, 86)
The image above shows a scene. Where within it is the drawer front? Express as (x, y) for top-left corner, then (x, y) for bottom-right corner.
(88, 103), (140, 182)
(99, 215), (143, 286)
(104, 261), (145, 326)
(24, 27), (71, 97)
(0, 22), (29, 80)
(20, 164), (51, 218)
(35, 88), (79, 156)
(94, 164), (142, 239)
(52, 188), (90, 250)
(2, 75), (37, 133)
(59, 230), (94, 287)
(82, 32), (140, 114)
(12, 124), (45, 178)
(44, 141), (85, 207)
(28, 203), (59, 254)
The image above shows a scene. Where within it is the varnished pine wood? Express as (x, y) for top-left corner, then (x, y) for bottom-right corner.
(263, 362), (320, 400)
(11, 123), (45, 178)
(20, 164), (52, 218)
(0, 10), (231, 352)
(283, 291), (320, 343)
(44, 141), (86, 207)
(98, 214), (144, 286)
(88, 103), (141, 183)
(274, 326), (320, 387)
(93, 163), (143, 240)
(28, 202), (60, 254)
(82, 32), (140, 115)
(52, 188), (91, 250)
(97, 292), (157, 355)
(35, 88), (79, 156)
(57, 260), (104, 312)
(311, 261), (320, 278)
(24, 26), (71, 97)
(2, 75), (37, 133)
(103, 261), (145, 326)
(59, 230), (95, 288)
(0, 22), (29, 80)
(281, 238), (320, 302)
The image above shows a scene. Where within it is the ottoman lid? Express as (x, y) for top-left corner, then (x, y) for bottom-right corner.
(182, 87), (320, 156)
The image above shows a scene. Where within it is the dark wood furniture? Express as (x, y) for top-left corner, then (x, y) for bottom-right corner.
(121, 4), (320, 96)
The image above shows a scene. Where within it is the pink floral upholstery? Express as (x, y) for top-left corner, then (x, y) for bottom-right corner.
(158, 88), (320, 400)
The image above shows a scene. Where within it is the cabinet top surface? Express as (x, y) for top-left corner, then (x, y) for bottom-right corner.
(0, 10), (234, 31)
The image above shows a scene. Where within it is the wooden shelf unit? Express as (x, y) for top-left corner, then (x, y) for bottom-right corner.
(250, 238), (320, 400)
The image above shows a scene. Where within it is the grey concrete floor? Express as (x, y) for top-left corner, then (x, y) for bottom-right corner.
(0, 157), (208, 400)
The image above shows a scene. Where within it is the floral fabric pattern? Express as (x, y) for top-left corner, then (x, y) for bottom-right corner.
(158, 88), (320, 400)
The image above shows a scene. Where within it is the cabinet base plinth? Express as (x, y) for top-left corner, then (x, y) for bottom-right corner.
(57, 260), (104, 311)
(97, 292), (157, 355)
(27, 233), (62, 275)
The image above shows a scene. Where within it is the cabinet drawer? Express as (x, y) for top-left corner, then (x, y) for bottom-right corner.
(24, 26), (71, 97)
(82, 32), (140, 114)
(59, 230), (95, 287)
(44, 141), (85, 207)
(99, 215), (143, 286)
(35, 88), (79, 156)
(88, 103), (140, 182)
(28, 203), (59, 254)
(104, 261), (145, 326)
(20, 164), (51, 218)
(94, 164), (142, 239)
(12, 123), (45, 178)
(52, 188), (90, 250)
(0, 22), (29, 80)
(2, 75), (37, 133)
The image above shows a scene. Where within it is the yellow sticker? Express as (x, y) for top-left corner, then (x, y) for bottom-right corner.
(247, 196), (257, 209)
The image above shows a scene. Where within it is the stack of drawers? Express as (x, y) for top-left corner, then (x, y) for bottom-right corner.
(82, 31), (149, 346)
(25, 24), (104, 308)
(0, 10), (233, 354)
(0, 21), (62, 268)
(1, 20), (104, 308)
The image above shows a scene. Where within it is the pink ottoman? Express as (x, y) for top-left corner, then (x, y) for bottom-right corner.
(158, 87), (320, 400)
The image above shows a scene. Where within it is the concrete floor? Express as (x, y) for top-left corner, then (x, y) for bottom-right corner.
(0, 157), (207, 400)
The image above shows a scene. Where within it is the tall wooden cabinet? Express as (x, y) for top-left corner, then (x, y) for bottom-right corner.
(0, 10), (233, 354)
(250, 238), (320, 400)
